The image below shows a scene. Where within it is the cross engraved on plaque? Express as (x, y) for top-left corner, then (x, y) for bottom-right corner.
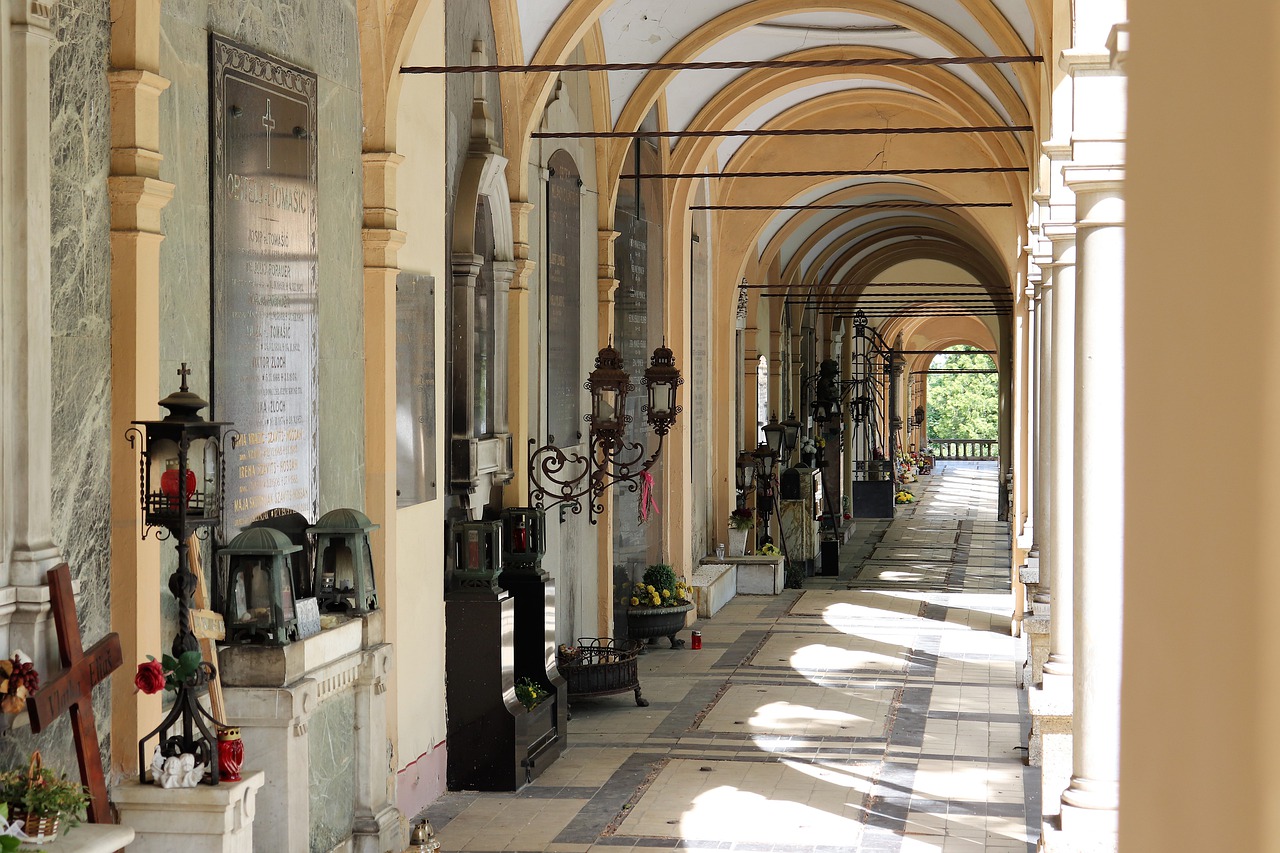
(262, 98), (276, 169)
(26, 564), (123, 824)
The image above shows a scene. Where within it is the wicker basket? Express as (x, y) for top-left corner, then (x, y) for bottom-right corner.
(556, 638), (648, 707)
(12, 811), (60, 843)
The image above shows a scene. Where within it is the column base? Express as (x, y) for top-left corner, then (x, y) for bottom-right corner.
(1038, 813), (1117, 853)
(113, 771), (266, 853)
(352, 803), (403, 853)
(1028, 671), (1073, 814)
(1022, 613), (1051, 687)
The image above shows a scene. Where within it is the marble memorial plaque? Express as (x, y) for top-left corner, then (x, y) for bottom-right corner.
(396, 273), (436, 506)
(295, 597), (321, 640)
(546, 152), (582, 444)
(211, 35), (319, 532)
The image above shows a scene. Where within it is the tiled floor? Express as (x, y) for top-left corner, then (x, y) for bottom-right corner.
(417, 461), (1034, 852)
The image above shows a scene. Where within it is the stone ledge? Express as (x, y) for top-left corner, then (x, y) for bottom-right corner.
(27, 823), (135, 852)
(114, 770), (265, 850)
(690, 563), (737, 619)
(1019, 563), (1040, 585)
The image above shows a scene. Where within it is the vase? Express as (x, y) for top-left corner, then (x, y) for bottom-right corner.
(626, 601), (693, 651)
(728, 526), (749, 556)
(218, 726), (244, 782)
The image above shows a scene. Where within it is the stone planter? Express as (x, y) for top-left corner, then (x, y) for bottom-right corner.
(728, 526), (750, 556)
(626, 602), (693, 651)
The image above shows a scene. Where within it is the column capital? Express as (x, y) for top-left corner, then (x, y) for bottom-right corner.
(1063, 164), (1125, 195)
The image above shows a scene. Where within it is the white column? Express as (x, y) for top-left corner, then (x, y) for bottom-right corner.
(4, 0), (62, 584)
(1020, 285), (1037, 545)
(1032, 276), (1053, 608)
(1057, 23), (1128, 844)
(1043, 227), (1076, 680)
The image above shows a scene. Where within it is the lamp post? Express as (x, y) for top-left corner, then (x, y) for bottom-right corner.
(126, 363), (232, 785)
(734, 450), (756, 509)
(752, 442), (779, 548)
(529, 342), (682, 523)
(780, 412), (803, 466)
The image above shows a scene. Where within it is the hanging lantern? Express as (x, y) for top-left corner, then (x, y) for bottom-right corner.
(761, 414), (785, 456)
(217, 527), (301, 646)
(309, 508), (379, 615)
(642, 342), (683, 435)
(753, 442), (778, 479)
(449, 519), (504, 590)
(781, 412), (803, 457)
(584, 344), (633, 448)
(735, 450), (757, 491)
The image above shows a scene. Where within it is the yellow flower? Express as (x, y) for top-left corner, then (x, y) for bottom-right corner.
(630, 597), (639, 606)
(662, 589), (671, 598)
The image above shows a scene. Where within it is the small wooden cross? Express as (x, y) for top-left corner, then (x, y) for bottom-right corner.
(26, 564), (123, 825)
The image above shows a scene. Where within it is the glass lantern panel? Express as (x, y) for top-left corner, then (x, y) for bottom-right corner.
(278, 561), (295, 620)
(463, 529), (483, 571)
(326, 542), (356, 592)
(361, 538), (376, 593)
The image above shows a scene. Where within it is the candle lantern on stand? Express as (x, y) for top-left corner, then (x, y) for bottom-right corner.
(126, 363), (232, 785)
(216, 527), (302, 646)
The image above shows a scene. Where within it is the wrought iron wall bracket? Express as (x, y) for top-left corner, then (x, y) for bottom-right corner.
(527, 432), (666, 525)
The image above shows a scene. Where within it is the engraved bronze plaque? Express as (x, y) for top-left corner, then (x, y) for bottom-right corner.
(211, 35), (319, 532)
(396, 272), (436, 506)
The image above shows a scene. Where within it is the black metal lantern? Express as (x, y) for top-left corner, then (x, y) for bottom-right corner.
(309, 508), (379, 614)
(449, 519), (504, 591)
(584, 343), (633, 448)
(781, 412), (803, 457)
(753, 442), (778, 479)
(813, 398), (841, 423)
(735, 450), (757, 491)
(130, 366), (230, 539)
(762, 414), (785, 456)
(500, 507), (546, 570)
(642, 343), (683, 435)
(217, 527), (301, 646)
(852, 396), (871, 424)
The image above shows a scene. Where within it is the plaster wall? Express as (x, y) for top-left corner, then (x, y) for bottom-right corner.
(1120, 2), (1280, 850)
(528, 47), (602, 647)
(392, 0), (449, 817)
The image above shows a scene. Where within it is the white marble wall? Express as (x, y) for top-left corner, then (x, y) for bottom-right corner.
(158, 0), (366, 518)
(0, 0), (116, 778)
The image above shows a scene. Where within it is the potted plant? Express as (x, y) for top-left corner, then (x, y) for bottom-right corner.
(727, 508), (754, 556)
(0, 752), (88, 843)
(625, 564), (693, 651)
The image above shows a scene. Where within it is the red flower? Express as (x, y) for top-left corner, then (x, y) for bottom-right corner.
(134, 659), (166, 695)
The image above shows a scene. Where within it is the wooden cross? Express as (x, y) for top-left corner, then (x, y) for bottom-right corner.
(26, 564), (122, 825)
(188, 535), (226, 721)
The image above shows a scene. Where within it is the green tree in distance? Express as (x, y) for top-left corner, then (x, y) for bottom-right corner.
(926, 346), (998, 440)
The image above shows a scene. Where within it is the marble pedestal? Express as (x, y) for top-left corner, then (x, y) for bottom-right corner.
(778, 500), (817, 571)
(690, 562), (736, 618)
(113, 771), (265, 853)
(1029, 672), (1073, 819)
(219, 613), (400, 853)
(719, 556), (784, 595)
(24, 823), (135, 852)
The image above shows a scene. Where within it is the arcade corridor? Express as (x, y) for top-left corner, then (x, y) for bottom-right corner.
(420, 462), (1032, 852)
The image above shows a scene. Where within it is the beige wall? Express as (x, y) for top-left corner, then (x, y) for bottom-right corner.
(1121, 2), (1280, 849)
(391, 0), (449, 815)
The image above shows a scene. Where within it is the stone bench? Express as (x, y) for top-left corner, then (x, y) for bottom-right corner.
(726, 556), (785, 595)
(690, 562), (737, 618)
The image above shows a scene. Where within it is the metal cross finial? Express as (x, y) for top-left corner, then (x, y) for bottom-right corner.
(178, 362), (191, 391)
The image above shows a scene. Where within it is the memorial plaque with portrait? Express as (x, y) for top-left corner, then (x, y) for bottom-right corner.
(210, 35), (319, 531)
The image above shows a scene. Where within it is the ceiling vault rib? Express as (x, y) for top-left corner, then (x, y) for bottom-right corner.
(691, 202), (1011, 210)
(401, 55), (1043, 75)
(636, 167), (1028, 179)
(532, 125), (1032, 140)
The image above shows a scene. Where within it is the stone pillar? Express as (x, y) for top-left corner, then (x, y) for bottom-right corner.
(352, 642), (399, 853)
(1047, 23), (1128, 851)
(505, 201), (536, 503)
(595, 231), (619, 637)
(1028, 224), (1076, 814)
(1020, 283), (1037, 546)
(108, 0), (173, 773)
(4, 0), (61, 585)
